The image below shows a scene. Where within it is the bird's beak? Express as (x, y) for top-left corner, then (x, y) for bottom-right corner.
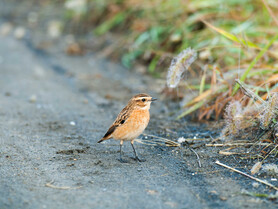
(151, 98), (157, 101)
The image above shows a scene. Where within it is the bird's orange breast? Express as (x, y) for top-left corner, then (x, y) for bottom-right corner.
(112, 109), (150, 141)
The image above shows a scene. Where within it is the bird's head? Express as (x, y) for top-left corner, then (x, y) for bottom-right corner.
(131, 93), (156, 110)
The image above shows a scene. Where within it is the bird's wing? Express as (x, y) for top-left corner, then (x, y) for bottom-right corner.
(113, 105), (131, 126)
(98, 105), (132, 143)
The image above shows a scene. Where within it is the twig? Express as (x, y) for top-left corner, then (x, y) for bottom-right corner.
(187, 146), (202, 168)
(179, 141), (202, 168)
(139, 134), (202, 167)
(262, 144), (278, 162)
(219, 151), (242, 155)
(210, 136), (221, 143)
(215, 160), (278, 191)
(235, 79), (265, 104)
(141, 134), (180, 146)
(135, 139), (169, 147)
(45, 180), (82, 190)
(248, 123), (276, 153)
(206, 142), (272, 147)
(262, 0), (278, 26)
(218, 147), (249, 155)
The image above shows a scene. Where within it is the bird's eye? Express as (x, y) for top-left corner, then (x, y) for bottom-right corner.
(142, 98), (146, 102)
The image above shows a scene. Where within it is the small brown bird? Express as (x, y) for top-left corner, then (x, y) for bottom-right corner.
(98, 93), (156, 163)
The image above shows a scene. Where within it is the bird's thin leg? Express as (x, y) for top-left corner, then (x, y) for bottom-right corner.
(118, 140), (128, 163)
(130, 140), (145, 162)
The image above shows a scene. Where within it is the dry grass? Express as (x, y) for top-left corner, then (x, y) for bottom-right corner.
(64, 0), (278, 121)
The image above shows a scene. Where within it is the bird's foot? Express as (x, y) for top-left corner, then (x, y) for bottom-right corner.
(118, 158), (129, 163)
(131, 156), (146, 162)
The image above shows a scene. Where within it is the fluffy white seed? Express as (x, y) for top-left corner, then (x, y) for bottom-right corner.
(167, 47), (197, 88)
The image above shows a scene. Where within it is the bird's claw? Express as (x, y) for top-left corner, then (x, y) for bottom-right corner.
(131, 156), (146, 162)
(118, 158), (129, 163)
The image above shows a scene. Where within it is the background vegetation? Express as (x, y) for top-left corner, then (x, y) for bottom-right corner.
(65, 0), (278, 120)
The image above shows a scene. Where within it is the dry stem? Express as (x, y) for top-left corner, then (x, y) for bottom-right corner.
(206, 143), (272, 147)
(45, 181), (82, 190)
(137, 134), (202, 167)
(235, 79), (265, 104)
(215, 160), (278, 191)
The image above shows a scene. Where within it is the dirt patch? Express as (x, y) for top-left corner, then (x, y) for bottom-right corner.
(56, 147), (90, 155)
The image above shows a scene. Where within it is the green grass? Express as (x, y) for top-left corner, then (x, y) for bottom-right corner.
(65, 0), (278, 119)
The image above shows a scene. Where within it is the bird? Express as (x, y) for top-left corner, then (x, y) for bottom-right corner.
(98, 93), (156, 163)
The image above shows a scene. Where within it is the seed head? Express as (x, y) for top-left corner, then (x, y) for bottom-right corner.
(259, 93), (278, 129)
(224, 101), (243, 135)
(167, 48), (197, 88)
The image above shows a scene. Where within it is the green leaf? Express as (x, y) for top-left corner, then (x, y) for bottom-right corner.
(121, 50), (143, 68)
(203, 20), (259, 49)
(177, 100), (205, 120)
(199, 67), (207, 95)
(94, 12), (127, 36)
(233, 33), (278, 95)
(148, 56), (160, 73)
(134, 32), (150, 47)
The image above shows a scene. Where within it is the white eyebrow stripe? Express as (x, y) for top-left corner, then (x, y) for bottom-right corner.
(134, 97), (151, 100)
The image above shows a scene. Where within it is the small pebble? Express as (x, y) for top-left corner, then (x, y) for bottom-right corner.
(252, 182), (259, 188)
(219, 196), (227, 201)
(0, 22), (13, 36)
(14, 27), (26, 39)
(48, 20), (62, 38)
(65, 135), (72, 139)
(177, 137), (186, 143)
(29, 95), (37, 103)
(33, 66), (46, 78)
(70, 121), (76, 126)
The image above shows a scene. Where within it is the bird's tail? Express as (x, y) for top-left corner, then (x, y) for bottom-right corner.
(97, 137), (106, 143)
(97, 135), (111, 143)
(98, 125), (116, 143)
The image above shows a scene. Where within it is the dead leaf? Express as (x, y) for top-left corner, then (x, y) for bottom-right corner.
(251, 161), (262, 175)
(66, 43), (84, 55)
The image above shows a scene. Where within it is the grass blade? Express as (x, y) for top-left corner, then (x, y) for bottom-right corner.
(94, 12), (127, 36)
(177, 100), (205, 119)
(199, 66), (207, 95)
(233, 33), (278, 95)
(202, 20), (259, 49)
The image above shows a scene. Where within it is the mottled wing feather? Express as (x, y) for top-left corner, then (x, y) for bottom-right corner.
(114, 105), (130, 126)
(98, 105), (132, 143)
